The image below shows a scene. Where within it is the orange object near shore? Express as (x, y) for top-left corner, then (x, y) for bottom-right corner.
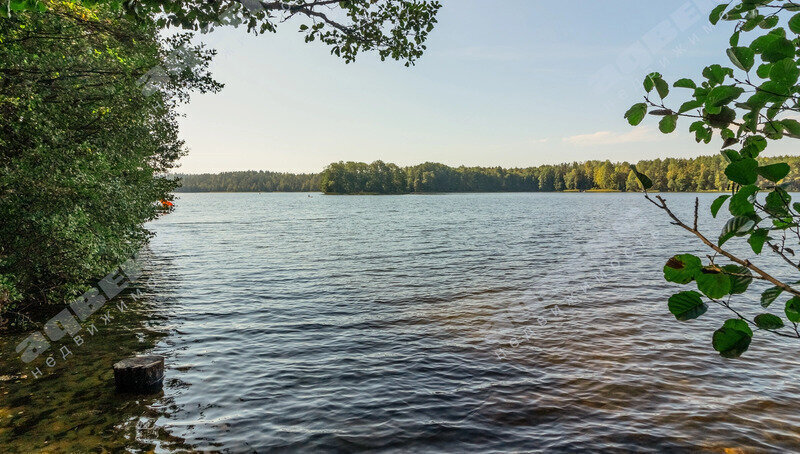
(160, 200), (174, 207)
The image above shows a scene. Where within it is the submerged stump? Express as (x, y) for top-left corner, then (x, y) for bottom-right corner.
(113, 355), (164, 394)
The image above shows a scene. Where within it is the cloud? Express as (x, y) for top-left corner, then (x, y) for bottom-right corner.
(562, 126), (660, 146)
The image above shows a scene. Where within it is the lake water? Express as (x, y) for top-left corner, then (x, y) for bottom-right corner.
(3, 192), (800, 452)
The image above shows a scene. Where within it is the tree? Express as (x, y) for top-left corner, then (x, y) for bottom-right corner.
(626, 0), (800, 358)
(0, 0), (441, 325)
(3, 0), (442, 67)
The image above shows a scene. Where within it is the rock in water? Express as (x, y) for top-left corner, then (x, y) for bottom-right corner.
(113, 355), (164, 393)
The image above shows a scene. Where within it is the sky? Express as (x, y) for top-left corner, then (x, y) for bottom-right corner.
(175, 0), (799, 174)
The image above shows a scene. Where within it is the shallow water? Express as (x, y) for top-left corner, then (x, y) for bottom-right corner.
(3, 192), (800, 452)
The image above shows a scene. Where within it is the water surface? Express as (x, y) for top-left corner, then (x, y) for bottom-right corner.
(3, 192), (800, 452)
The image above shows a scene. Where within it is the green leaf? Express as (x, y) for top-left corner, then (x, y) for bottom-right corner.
(769, 58), (800, 87)
(751, 33), (795, 63)
(719, 216), (756, 246)
(725, 158), (758, 185)
(705, 106), (736, 129)
(721, 264), (752, 294)
(727, 47), (755, 71)
(643, 74), (656, 93)
(757, 163), (790, 182)
(706, 85), (745, 107)
(624, 103), (647, 126)
(743, 135), (767, 153)
(710, 4), (728, 25)
(782, 119), (800, 137)
(703, 64), (732, 86)
(761, 286), (783, 308)
(696, 267), (732, 299)
(655, 77), (670, 99)
(754, 313), (784, 330)
(628, 164), (653, 190)
(664, 254), (702, 284)
(674, 78), (697, 89)
(765, 188), (791, 216)
(711, 195), (730, 218)
(790, 13), (800, 34)
(729, 185), (757, 216)
(712, 319), (752, 358)
(748, 228), (768, 254)
(786, 297), (800, 323)
(659, 115), (678, 133)
(679, 99), (704, 113)
(668, 291), (708, 321)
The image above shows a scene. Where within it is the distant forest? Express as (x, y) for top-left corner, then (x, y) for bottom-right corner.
(175, 155), (800, 194)
(175, 171), (321, 192)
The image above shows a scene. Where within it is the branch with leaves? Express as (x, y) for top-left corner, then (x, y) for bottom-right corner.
(2, 0), (442, 66)
(627, 0), (800, 358)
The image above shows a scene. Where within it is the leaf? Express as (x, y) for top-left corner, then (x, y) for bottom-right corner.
(649, 109), (674, 116)
(696, 267), (732, 299)
(765, 188), (791, 216)
(628, 164), (653, 190)
(655, 77), (670, 99)
(625, 103), (647, 126)
(743, 135), (767, 154)
(712, 319), (752, 358)
(762, 286), (783, 308)
(751, 33), (795, 63)
(729, 185), (757, 216)
(668, 291), (708, 321)
(782, 119), (800, 137)
(769, 58), (800, 87)
(707, 85), (745, 107)
(710, 4), (728, 25)
(710, 195), (730, 218)
(703, 64), (732, 86)
(757, 163), (790, 182)
(727, 47), (755, 71)
(725, 158), (758, 185)
(679, 99), (704, 113)
(664, 254), (702, 284)
(754, 313), (784, 330)
(659, 115), (678, 133)
(790, 13), (800, 34)
(786, 297), (800, 323)
(748, 228), (768, 254)
(674, 78), (696, 89)
(721, 264), (752, 295)
(719, 216), (756, 246)
(705, 106), (736, 129)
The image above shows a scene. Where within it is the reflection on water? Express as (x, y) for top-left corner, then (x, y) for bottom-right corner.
(3, 192), (800, 452)
(0, 250), (191, 452)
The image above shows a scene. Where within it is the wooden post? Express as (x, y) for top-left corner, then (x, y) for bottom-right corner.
(113, 355), (164, 393)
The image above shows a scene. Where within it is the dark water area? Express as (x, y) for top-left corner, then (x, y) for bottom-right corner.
(3, 192), (800, 452)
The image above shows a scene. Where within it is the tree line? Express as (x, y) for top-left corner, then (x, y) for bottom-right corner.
(175, 155), (800, 194)
(175, 171), (321, 192)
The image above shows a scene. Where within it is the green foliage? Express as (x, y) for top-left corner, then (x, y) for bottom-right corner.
(755, 313), (785, 330)
(628, 0), (800, 358)
(663, 254), (702, 284)
(668, 291), (708, 321)
(713, 319), (752, 359)
(0, 3), (219, 324)
(2, 0), (442, 66)
(1, 1), (440, 325)
(175, 171), (321, 192)
(317, 155), (800, 194)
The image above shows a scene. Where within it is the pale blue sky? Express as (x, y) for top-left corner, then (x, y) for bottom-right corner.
(176, 0), (797, 174)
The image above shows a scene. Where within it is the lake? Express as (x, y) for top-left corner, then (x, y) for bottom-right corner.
(3, 192), (800, 452)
